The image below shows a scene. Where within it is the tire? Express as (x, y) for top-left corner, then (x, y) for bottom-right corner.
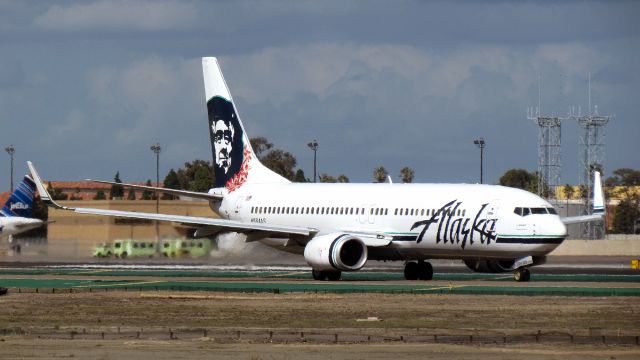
(326, 271), (342, 281)
(417, 261), (433, 280)
(404, 262), (419, 280)
(312, 269), (327, 281)
(514, 268), (530, 282)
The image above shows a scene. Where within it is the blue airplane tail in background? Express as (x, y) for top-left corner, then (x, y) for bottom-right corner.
(1, 175), (37, 218)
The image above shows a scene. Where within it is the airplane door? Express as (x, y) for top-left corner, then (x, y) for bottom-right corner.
(234, 197), (242, 214)
(359, 204), (376, 224)
(486, 200), (500, 221)
(358, 205), (367, 224)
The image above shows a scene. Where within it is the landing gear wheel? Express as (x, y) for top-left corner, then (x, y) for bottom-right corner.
(514, 268), (531, 282)
(326, 271), (342, 281)
(417, 261), (433, 280)
(312, 269), (327, 281)
(404, 262), (419, 280)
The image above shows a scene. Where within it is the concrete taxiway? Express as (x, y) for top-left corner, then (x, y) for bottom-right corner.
(0, 259), (638, 297)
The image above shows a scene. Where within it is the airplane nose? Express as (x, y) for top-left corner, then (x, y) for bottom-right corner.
(553, 217), (568, 238)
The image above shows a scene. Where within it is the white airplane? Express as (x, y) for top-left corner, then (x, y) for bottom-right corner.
(0, 175), (44, 240)
(28, 57), (605, 282)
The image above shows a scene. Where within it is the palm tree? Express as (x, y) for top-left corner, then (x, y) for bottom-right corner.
(373, 166), (388, 183)
(563, 184), (575, 217)
(400, 167), (415, 183)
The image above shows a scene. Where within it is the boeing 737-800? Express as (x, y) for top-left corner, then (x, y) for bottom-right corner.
(28, 57), (605, 282)
(0, 175), (44, 240)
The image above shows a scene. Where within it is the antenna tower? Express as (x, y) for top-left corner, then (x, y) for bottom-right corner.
(528, 75), (563, 199)
(571, 74), (611, 239)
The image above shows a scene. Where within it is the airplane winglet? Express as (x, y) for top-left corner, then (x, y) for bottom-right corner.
(26, 161), (70, 210)
(592, 170), (605, 215)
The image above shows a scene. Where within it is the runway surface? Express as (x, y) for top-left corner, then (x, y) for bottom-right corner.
(1, 261), (638, 297)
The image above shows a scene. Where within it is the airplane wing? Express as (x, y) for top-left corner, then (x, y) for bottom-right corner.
(86, 179), (224, 201)
(561, 170), (606, 225)
(28, 162), (315, 239)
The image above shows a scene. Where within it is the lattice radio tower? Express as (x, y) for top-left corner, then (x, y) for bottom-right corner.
(528, 76), (562, 199)
(571, 74), (611, 239)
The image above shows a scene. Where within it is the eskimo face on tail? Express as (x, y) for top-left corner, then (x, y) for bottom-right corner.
(208, 96), (251, 191)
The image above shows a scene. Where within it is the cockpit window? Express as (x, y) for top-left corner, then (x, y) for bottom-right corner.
(514, 206), (556, 216)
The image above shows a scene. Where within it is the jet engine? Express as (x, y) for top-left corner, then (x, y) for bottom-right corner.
(304, 233), (368, 271)
(464, 256), (546, 273)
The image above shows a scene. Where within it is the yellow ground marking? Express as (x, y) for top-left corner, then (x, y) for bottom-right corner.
(73, 280), (165, 289)
(268, 272), (308, 278)
(416, 284), (467, 292)
(68, 269), (115, 275)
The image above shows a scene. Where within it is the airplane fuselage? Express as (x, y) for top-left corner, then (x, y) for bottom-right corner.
(0, 217), (43, 238)
(215, 182), (567, 261)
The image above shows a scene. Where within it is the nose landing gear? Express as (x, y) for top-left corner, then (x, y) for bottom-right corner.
(514, 268), (531, 282)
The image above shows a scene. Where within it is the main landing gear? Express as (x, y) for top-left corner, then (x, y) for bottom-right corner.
(404, 260), (433, 280)
(513, 268), (531, 282)
(312, 269), (342, 281)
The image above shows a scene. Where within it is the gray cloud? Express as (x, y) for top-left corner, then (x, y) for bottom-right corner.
(0, 0), (638, 191)
(33, 0), (197, 31)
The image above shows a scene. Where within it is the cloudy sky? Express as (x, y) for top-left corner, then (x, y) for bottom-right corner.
(0, 1), (638, 191)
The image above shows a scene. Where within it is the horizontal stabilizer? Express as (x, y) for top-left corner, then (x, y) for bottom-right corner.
(561, 170), (606, 225)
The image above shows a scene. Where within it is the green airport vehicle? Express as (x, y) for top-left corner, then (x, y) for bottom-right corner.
(113, 239), (156, 258)
(161, 238), (212, 258)
(92, 243), (113, 258)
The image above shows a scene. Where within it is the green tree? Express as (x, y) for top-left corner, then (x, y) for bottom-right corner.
(337, 175), (350, 183)
(612, 197), (639, 234)
(141, 180), (154, 200)
(109, 171), (124, 200)
(261, 149), (297, 180)
(162, 168), (180, 200)
(94, 190), (107, 200)
(373, 166), (388, 183)
(319, 174), (337, 183)
(47, 181), (68, 201)
(608, 168), (640, 234)
(499, 169), (535, 191)
(250, 136), (273, 158)
(399, 167), (415, 183)
(190, 167), (214, 192)
(293, 169), (308, 183)
(176, 160), (214, 190)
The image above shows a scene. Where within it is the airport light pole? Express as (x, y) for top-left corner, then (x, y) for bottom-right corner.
(5, 145), (15, 193)
(307, 140), (318, 183)
(473, 137), (485, 184)
(150, 143), (161, 213)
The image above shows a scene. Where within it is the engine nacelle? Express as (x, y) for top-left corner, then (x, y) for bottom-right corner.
(304, 233), (368, 271)
(464, 256), (546, 273)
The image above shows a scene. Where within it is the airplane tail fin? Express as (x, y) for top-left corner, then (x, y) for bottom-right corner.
(1, 175), (36, 218)
(592, 170), (605, 215)
(202, 57), (288, 192)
